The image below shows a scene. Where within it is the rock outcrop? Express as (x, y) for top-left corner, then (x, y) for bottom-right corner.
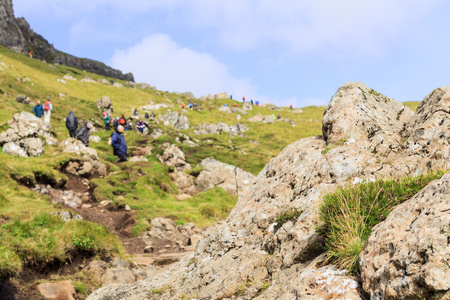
(61, 138), (107, 177)
(360, 172), (450, 300)
(194, 122), (248, 136)
(96, 96), (113, 117)
(157, 143), (191, 171)
(162, 111), (190, 130)
(0, 111), (52, 157)
(0, 0), (133, 81)
(87, 82), (450, 299)
(195, 158), (255, 195)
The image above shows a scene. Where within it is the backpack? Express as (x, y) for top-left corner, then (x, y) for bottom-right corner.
(119, 118), (126, 125)
(44, 101), (50, 111)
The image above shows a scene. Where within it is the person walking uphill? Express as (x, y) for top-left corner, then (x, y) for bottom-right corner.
(32, 100), (44, 118)
(111, 125), (127, 162)
(103, 112), (111, 130)
(43, 99), (53, 123)
(65, 111), (78, 138)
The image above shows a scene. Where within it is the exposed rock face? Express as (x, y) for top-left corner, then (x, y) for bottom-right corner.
(84, 258), (149, 286)
(243, 101), (252, 111)
(16, 94), (30, 104)
(194, 122), (248, 136)
(360, 173), (450, 300)
(87, 82), (450, 299)
(157, 144), (191, 171)
(162, 111), (189, 130)
(37, 280), (76, 300)
(141, 102), (169, 112)
(322, 82), (413, 145)
(195, 158), (255, 195)
(61, 138), (107, 177)
(0, 0), (133, 81)
(214, 92), (229, 99)
(96, 96), (113, 117)
(0, 111), (53, 157)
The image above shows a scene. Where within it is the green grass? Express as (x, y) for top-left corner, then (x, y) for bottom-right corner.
(318, 171), (446, 274)
(0, 213), (124, 278)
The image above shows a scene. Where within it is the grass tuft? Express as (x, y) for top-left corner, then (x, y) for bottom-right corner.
(318, 171), (445, 274)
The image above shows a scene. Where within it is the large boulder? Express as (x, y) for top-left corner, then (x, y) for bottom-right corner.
(96, 96), (113, 117)
(141, 102), (169, 112)
(214, 92), (229, 99)
(87, 82), (450, 299)
(61, 138), (106, 177)
(156, 144), (191, 171)
(37, 280), (76, 300)
(162, 111), (189, 130)
(0, 111), (52, 157)
(242, 101), (252, 111)
(195, 158), (255, 195)
(359, 173), (450, 300)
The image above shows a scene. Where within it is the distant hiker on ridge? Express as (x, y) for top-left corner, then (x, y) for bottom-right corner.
(111, 125), (127, 162)
(251, 99), (254, 106)
(32, 100), (44, 118)
(242, 96), (245, 103)
(43, 99), (52, 123)
(65, 111), (79, 138)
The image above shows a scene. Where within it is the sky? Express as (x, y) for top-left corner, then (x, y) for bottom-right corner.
(12, 0), (450, 107)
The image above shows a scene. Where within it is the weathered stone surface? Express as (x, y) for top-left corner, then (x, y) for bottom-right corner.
(214, 92), (229, 99)
(162, 111), (189, 130)
(16, 94), (30, 104)
(129, 156), (148, 162)
(360, 172), (450, 300)
(248, 113), (264, 122)
(195, 158), (255, 195)
(322, 81), (413, 145)
(218, 106), (231, 113)
(37, 280), (76, 300)
(96, 96), (113, 116)
(141, 102), (169, 112)
(0, 111), (52, 156)
(194, 122), (248, 136)
(61, 138), (106, 177)
(170, 171), (196, 195)
(157, 144), (191, 171)
(87, 82), (450, 300)
(243, 101), (252, 111)
(49, 211), (83, 222)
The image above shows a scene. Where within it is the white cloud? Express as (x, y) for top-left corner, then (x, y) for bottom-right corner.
(110, 34), (258, 98)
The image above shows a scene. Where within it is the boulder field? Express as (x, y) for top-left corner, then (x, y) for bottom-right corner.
(87, 82), (450, 299)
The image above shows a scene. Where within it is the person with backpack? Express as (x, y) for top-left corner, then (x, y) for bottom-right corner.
(136, 119), (145, 133)
(111, 125), (127, 162)
(32, 100), (44, 118)
(43, 99), (53, 123)
(103, 112), (111, 130)
(113, 117), (119, 131)
(76, 122), (92, 147)
(119, 114), (127, 126)
(65, 111), (79, 138)
(144, 112), (150, 119)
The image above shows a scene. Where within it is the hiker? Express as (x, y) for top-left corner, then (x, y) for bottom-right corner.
(103, 112), (111, 130)
(271, 114), (276, 120)
(242, 96), (245, 103)
(230, 95), (233, 100)
(251, 99), (254, 106)
(65, 111), (79, 138)
(277, 115), (281, 120)
(126, 123), (132, 130)
(29, 51), (33, 58)
(133, 108), (138, 116)
(136, 120), (145, 133)
(76, 122), (92, 147)
(193, 103), (198, 110)
(224, 104), (228, 107)
(290, 104), (293, 109)
(32, 100), (44, 118)
(150, 112), (156, 118)
(119, 114), (127, 126)
(113, 117), (119, 131)
(111, 125), (127, 162)
(256, 100), (260, 107)
(188, 101), (193, 110)
(234, 103), (237, 107)
(43, 99), (53, 123)
(144, 112), (150, 119)
(181, 103), (185, 109)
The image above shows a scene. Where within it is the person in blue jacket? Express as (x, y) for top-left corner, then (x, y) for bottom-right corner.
(32, 100), (44, 118)
(111, 125), (127, 162)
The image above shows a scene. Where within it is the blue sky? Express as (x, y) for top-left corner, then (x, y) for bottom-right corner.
(13, 0), (450, 107)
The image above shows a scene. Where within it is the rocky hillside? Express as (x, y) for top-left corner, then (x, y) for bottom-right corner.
(0, 0), (134, 81)
(0, 44), (335, 299)
(88, 82), (450, 300)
